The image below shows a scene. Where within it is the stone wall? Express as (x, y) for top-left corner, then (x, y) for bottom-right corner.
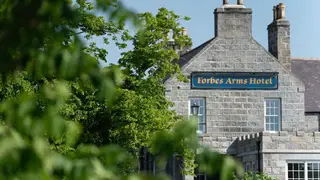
(165, 38), (306, 139)
(306, 113), (319, 132)
(261, 131), (320, 152)
(236, 133), (262, 172)
(200, 136), (238, 154)
(236, 131), (320, 179)
(165, 6), (305, 154)
(165, 35), (306, 138)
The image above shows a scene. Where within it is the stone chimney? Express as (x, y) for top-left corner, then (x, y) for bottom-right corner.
(268, 3), (291, 71)
(167, 28), (191, 54)
(215, 0), (252, 38)
(180, 27), (191, 54)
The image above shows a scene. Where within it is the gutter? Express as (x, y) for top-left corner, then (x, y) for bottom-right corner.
(256, 140), (261, 173)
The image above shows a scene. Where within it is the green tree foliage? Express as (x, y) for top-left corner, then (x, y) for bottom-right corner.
(233, 172), (277, 180)
(111, 7), (192, 156)
(57, 8), (195, 172)
(0, 0), (244, 179)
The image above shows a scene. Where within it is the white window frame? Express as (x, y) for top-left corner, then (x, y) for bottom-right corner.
(188, 98), (206, 134)
(286, 161), (320, 180)
(264, 98), (281, 132)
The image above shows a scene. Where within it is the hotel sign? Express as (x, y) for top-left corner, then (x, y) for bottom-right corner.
(191, 72), (278, 90)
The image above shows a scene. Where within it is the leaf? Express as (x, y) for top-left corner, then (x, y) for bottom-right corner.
(65, 121), (82, 146)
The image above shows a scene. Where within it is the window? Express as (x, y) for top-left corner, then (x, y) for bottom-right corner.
(287, 162), (320, 180)
(189, 98), (206, 134)
(244, 162), (256, 172)
(264, 98), (281, 132)
(245, 163), (251, 172)
(307, 163), (320, 180)
(252, 162), (256, 172)
(288, 162), (305, 180)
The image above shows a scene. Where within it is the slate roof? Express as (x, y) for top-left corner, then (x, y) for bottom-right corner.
(178, 40), (320, 113)
(179, 38), (215, 67)
(292, 59), (320, 112)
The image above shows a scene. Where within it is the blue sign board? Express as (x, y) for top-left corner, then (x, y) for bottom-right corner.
(191, 72), (278, 90)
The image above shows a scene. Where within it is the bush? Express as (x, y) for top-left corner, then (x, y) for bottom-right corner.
(234, 171), (278, 180)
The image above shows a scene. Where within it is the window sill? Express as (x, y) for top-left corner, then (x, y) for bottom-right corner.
(197, 133), (210, 137)
(264, 131), (279, 133)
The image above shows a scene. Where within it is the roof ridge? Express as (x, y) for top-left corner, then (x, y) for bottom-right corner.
(180, 37), (214, 57)
(178, 37), (215, 67)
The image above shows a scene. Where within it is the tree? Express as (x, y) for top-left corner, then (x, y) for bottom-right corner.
(0, 0), (139, 179)
(62, 8), (196, 173)
(0, 0), (243, 179)
(51, 7), (194, 174)
(110, 7), (192, 157)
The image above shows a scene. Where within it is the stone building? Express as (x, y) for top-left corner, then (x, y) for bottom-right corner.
(164, 1), (320, 180)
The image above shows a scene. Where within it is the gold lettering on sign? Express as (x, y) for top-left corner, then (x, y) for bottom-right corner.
(231, 79), (236, 84)
(237, 79), (244, 84)
(250, 78), (254, 84)
(265, 79), (270, 84)
(210, 78), (215, 84)
(198, 77), (202, 84)
(226, 78), (232, 84)
(196, 75), (275, 86)
(256, 79), (261, 84)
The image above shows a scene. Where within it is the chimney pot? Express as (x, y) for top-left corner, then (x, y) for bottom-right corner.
(273, 6), (277, 21)
(237, 0), (243, 5)
(223, 0), (229, 5)
(182, 28), (187, 36)
(276, 5), (280, 20)
(279, 3), (286, 19)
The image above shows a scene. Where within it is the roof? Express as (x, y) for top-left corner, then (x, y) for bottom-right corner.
(292, 59), (320, 112)
(179, 38), (215, 67)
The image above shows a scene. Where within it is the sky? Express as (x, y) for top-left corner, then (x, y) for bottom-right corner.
(102, 0), (320, 65)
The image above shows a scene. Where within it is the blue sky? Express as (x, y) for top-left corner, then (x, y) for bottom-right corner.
(102, 0), (320, 65)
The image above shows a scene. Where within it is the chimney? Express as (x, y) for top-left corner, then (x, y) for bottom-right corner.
(268, 3), (291, 71)
(180, 27), (191, 54)
(182, 27), (187, 36)
(215, 0), (252, 38)
(167, 28), (191, 54)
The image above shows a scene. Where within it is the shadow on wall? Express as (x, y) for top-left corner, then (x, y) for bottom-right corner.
(227, 139), (238, 155)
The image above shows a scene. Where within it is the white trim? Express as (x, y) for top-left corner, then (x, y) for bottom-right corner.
(304, 162), (307, 180)
(285, 162), (288, 180)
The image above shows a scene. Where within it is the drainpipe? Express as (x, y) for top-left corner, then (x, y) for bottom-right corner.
(256, 140), (261, 173)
